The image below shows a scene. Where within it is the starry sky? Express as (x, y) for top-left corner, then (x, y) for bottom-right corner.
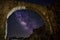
(7, 9), (44, 38)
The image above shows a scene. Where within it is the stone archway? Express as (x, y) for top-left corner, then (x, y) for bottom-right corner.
(0, 1), (55, 40)
(6, 6), (45, 40)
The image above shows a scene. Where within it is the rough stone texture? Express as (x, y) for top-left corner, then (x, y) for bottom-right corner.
(0, 0), (56, 40)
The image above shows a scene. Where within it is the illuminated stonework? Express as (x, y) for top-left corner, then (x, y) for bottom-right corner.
(0, 1), (56, 40)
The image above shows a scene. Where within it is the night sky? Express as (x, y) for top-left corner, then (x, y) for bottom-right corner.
(7, 9), (44, 38)
(16, 0), (54, 6)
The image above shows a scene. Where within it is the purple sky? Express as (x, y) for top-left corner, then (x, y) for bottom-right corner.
(7, 9), (44, 38)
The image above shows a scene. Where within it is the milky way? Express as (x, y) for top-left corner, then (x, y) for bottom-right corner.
(7, 9), (44, 38)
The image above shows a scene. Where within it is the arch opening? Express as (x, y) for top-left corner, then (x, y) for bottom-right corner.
(5, 6), (44, 39)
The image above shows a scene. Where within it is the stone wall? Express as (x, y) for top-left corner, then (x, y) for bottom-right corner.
(0, 0), (56, 40)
